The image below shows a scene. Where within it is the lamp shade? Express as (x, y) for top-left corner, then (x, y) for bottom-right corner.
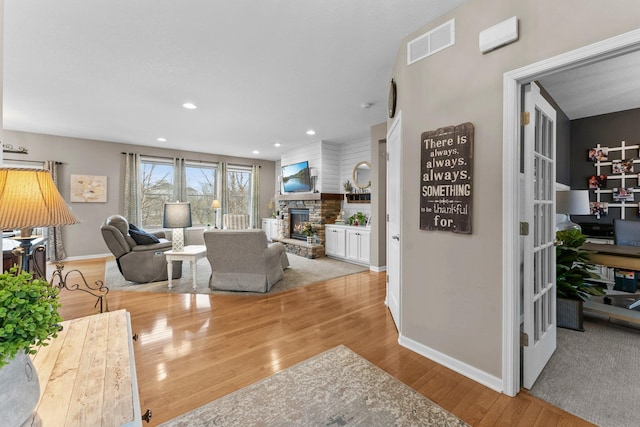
(556, 190), (590, 215)
(211, 199), (220, 209)
(0, 168), (79, 230)
(163, 202), (192, 228)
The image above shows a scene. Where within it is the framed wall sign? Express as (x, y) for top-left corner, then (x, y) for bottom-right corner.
(420, 122), (474, 234)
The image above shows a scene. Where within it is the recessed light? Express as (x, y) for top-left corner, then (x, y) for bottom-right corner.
(252, 150), (259, 154)
(306, 130), (316, 135)
(157, 137), (167, 142)
(182, 102), (197, 110)
(274, 143), (281, 147)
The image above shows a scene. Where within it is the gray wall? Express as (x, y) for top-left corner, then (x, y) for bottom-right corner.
(2, 129), (275, 258)
(570, 108), (640, 225)
(390, 0), (640, 381)
(370, 122), (386, 269)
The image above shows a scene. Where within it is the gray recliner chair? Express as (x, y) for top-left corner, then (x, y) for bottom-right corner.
(204, 229), (289, 292)
(100, 215), (182, 283)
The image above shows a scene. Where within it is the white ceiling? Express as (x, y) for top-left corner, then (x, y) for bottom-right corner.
(539, 50), (640, 120)
(3, 1), (468, 161)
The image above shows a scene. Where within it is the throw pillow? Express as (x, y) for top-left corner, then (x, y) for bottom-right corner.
(129, 226), (160, 245)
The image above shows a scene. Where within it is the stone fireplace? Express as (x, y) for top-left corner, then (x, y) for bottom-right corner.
(289, 208), (310, 240)
(274, 193), (343, 258)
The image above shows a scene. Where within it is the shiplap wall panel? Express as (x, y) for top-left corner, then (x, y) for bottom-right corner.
(340, 138), (371, 219)
(320, 141), (341, 194)
(276, 138), (371, 219)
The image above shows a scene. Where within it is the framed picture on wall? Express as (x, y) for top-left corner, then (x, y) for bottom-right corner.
(590, 201), (608, 216)
(70, 174), (107, 203)
(588, 174), (607, 189)
(613, 187), (634, 202)
(588, 147), (608, 162)
(612, 159), (634, 174)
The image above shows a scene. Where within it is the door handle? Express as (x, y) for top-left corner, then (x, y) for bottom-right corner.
(392, 235), (400, 241)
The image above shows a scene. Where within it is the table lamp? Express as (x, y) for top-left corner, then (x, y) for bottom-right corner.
(556, 190), (590, 231)
(211, 199), (220, 229)
(163, 202), (192, 252)
(0, 168), (79, 272)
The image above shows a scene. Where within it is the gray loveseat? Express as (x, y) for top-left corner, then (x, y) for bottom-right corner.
(204, 229), (289, 292)
(100, 215), (182, 283)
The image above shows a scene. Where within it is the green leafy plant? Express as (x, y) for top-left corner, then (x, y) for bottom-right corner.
(349, 212), (368, 226)
(343, 180), (353, 193)
(0, 268), (62, 368)
(556, 229), (605, 301)
(301, 222), (316, 237)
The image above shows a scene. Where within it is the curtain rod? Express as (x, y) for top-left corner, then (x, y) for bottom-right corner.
(3, 158), (63, 165)
(121, 152), (262, 167)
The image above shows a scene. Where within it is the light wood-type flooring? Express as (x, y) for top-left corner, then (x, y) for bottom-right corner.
(50, 258), (593, 426)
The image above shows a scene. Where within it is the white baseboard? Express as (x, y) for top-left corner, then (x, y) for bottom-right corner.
(50, 253), (113, 263)
(398, 334), (503, 393)
(369, 265), (387, 272)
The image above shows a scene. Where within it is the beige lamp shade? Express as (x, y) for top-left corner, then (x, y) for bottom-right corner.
(211, 199), (220, 209)
(0, 168), (79, 230)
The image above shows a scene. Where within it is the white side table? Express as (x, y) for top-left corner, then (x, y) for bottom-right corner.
(165, 245), (207, 289)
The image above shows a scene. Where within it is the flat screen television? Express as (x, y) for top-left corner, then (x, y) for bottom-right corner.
(282, 161), (312, 193)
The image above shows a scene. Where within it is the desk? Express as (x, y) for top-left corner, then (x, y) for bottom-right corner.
(2, 237), (46, 278)
(165, 245), (207, 289)
(31, 310), (143, 426)
(582, 242), (640, 270)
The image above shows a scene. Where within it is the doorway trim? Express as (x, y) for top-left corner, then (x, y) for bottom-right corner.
(502, 28), (640, 397)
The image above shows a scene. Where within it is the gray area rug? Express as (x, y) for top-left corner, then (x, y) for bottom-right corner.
(159, 345), (468, 427)
(105, 253), (368, 295)
(530, 316), (640, 427)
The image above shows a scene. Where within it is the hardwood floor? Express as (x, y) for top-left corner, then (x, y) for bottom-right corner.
(50, 258), (593, 426)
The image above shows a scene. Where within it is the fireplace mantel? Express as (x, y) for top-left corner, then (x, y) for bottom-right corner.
(275, 193), (343, 202)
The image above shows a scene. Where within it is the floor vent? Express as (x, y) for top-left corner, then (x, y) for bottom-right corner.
(407, 19), (455, 65)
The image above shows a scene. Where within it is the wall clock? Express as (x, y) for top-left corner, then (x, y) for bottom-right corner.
(388, 79), (397, 118)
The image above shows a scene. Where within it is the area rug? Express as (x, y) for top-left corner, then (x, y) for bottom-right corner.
(529, 315), (640, 427)
(105, 253), (369, 295)
(159, 345), (468, 427)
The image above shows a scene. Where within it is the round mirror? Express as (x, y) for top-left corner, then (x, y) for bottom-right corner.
(352, 161), (371, 189)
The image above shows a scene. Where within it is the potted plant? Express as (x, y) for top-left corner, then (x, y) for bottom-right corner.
(343, 180), (353, 194)
(301, 222), (316, 245)
(0, 268), (63, 425)
(349, 212), (368, 226)
(556, 229), (604, 330)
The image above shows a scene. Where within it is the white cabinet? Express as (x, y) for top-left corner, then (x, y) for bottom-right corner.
(262, 218), (278, 241)
(325, 225), (346, 258)
(346, 228), (370, 264)
(325, 224), (369, 265)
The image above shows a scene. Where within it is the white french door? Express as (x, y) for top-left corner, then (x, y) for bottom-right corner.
(522, 82), (557, 389)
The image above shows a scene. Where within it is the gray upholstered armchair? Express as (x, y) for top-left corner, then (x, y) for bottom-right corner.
(100, 215), (182, 283)
(203, 229), (289, 292)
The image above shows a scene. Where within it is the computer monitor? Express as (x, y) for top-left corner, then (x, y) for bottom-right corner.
(613, 219), (640, 247)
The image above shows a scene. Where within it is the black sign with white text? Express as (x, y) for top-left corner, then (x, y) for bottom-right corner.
(420, 122), (474, 234)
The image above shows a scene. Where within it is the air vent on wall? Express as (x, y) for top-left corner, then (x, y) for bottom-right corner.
(407, 19), (455, 65)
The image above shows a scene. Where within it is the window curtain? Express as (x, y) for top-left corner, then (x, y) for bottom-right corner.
(218, 162), (229, 221)
(250, 165), (260, 228)
(124, 153), (142, 225)
(43, 161), (66, 261)
(173, 157), (187, 202)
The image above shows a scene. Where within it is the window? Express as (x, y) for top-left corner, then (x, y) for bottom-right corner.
(140, 157), (218, 228)
(185, 162), (217, 226)
(140, 158), (174, 228)
(226, 165), (252, 215)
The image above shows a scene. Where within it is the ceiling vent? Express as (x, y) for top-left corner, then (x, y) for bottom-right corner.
(407, 19), (455, 65)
